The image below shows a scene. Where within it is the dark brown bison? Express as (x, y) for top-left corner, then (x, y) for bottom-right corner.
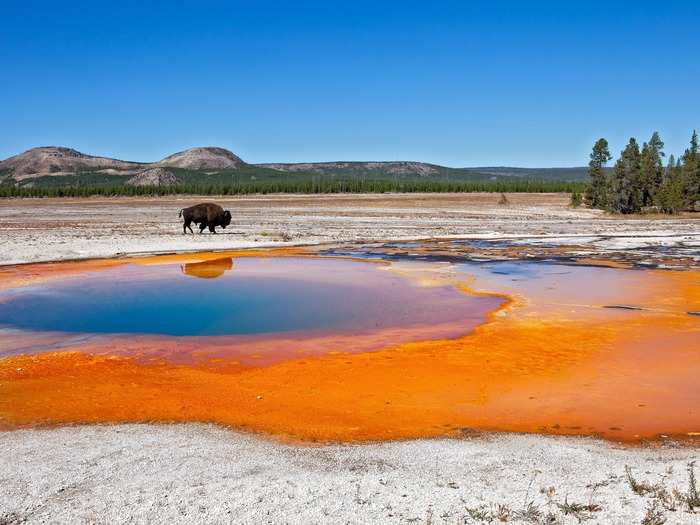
(179, 203), (232, 234)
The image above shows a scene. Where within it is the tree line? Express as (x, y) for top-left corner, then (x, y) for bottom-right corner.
(0, 178), (585, 198)
(582, 131), (699, 214)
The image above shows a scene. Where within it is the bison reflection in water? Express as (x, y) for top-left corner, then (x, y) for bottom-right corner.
(179, 202), (232, 234)
(181, 257), (234, 279)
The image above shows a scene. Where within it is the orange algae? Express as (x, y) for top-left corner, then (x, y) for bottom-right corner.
(0, 255), (699, 443)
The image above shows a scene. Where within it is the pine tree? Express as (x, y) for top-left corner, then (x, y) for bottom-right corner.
(585, 138), (612, 208)
(656, 154), (684, 214)
(608, 138), (642, 214)
(681, 130), (700, 209)
(639, 131), (665, 207)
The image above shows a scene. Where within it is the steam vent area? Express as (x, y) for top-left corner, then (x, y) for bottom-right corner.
(0, 248), (699, 443)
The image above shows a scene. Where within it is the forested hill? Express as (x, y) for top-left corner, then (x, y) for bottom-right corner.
(0, 146), (591, 196)
(258, 162), (590, 182)
(0, 146), (591, 184)
(459, 167), (591, 181)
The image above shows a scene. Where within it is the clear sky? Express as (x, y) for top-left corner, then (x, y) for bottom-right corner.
(2, 1), (699, 167)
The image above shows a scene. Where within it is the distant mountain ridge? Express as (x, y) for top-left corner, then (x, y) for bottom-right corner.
(0, 146), (591, 187)
(260, 161), (443, 177)
(260, 162), (591, 182)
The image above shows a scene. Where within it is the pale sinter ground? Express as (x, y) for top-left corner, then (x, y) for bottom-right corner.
(1, 193), (699, 524)
(1, 193), (699, 265)
(2, 425), (700, 525)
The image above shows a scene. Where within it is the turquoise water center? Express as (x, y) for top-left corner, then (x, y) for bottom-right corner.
(0, 257), (501, 337)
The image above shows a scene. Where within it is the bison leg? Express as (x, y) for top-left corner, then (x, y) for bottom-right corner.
(199, 222), (207, 234)
(209, 224), (217, 234)
(183, 220), (194, 234)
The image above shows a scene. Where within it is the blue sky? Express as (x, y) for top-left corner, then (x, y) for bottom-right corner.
(2, 1), (699, 167)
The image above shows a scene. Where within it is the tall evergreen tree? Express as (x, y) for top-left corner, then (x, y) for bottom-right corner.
(639, 131), (665, 207)
(681, 130), (700, 209)
(656, 154), (684, 214)
(585, 138), (612, 208)
(608, 138), (642, 214)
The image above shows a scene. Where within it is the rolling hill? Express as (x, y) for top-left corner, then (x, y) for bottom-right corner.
(0, 146), (592, 193)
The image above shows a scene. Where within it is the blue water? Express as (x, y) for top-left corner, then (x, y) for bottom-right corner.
(0, 257), (498, 337)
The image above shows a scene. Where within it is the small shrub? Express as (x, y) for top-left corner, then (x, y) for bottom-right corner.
(625, 462), (700, 516)
(463, 503), (513, 523)
(513, 502), (542, 523)
(465, 505), (490, 521)
(625, 466), (657, 496)
(641, 501), (666, 525)
(570, 190), (582, 208)
(556, 496), (601, 522)
(652, 486), (679, 511)
(679, 461), (700, 512)
(494, 503), (511, 522)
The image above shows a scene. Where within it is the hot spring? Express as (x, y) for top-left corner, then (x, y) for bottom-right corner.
(0, 252), (698, 443)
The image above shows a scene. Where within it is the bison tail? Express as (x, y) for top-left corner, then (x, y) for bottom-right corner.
(178, 208), (183, 218)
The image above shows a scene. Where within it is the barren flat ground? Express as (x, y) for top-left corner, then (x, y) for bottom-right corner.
(2, 425), (699, 524)
(1, 193), (699, 265)
(1, 193), (699, 524)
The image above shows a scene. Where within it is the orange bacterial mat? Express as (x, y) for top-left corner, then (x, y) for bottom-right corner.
(0, 252), (698, 443)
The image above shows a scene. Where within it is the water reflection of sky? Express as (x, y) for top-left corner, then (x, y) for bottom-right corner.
(0, 257), (500, 337)
(453, 260), (683, 317)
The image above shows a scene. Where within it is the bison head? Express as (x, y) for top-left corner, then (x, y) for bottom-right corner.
(221, 210), (232, 228)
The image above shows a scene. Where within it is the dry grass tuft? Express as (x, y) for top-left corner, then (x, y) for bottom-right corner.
(555, 496), (601, 522)
(465, 505), (490, 521)
(683, 461), (700, 511)
(641, 501), (667, 525)
(463, 463), (697, 524)
(625, 466), (657, 496)
(625, 461), (700, 521)
(513, 502), (542, 523)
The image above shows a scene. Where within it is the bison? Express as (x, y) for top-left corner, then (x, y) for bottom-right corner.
(179, 203), (232, 234)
